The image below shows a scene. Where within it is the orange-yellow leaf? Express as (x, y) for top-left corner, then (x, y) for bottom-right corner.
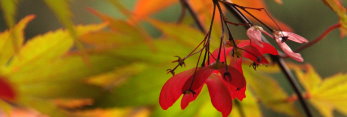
(0, 100), (13, 116)
(232, 0), (292, 31)
(294, 64), (322, 92)
(80, 31), (123, 48)
(1, 108), (47, 117)
(131, 0), (218, 29)
(131, 0), (292, 32)
(274, 0), (283, 4)
(322, 0), (347, 37)
(131, 0), (178, 22)
(295, 65), (347, 117)
(74, 108), (150, 117)
(53, 99), (93, 109)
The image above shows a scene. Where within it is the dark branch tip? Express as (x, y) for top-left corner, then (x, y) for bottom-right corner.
(172, 56), (186, 67)
(166, 69), (175, 75)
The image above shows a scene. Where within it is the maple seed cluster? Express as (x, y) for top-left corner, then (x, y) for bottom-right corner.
(159, 1), (308, 117)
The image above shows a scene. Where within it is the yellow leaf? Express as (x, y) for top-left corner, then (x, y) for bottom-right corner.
(44, 0), (75, 37)
(7, 24), (106, 71)
(232, 0), (292, 31)
(310, 100), (334, 117)
(294, 64), (322, 93)
(244, 67), (302, 117)
(196, 100), (220, 117)
(295, 65), (347, 117)
(74, 107), (150, 117)
(0, 100), (13, 116)
(9, 52), (128, 84)
(131, 0), (178, 22)
(86, 63), (146, 89)
(9, 53), (127, 100)
(315, 73), (347, 95)
(43, 0), (88, 53)
(231, 91), (262, 117)
(0, 15), (35, 66)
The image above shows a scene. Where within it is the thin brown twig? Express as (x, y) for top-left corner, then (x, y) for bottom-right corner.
(295, 23), (341, 52)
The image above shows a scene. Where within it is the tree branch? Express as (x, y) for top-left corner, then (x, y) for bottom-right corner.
(180, 0), (207, 33)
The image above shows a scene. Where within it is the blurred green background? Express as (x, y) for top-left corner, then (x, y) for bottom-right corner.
(1, 0), (346, 77)
(0, 0), (346, 117)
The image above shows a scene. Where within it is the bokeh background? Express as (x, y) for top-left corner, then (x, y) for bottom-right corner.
(0, 0), (346, 117)
(1, 0), (346, 77)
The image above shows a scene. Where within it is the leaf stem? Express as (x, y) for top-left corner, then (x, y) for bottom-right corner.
(295, 23), (341, 52)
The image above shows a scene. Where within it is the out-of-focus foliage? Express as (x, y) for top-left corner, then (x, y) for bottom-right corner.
(43, 0), (88, 57)
(322, 0), (347, 37)
(0, 0), (17, 27)
(0, 0), (346, 117)
(132, 0), (291, 31)
(0, 0), (25, 53)
(295, 65), (347, 117)
(43, 0), (75, 37)
(0, 14), (113, 117)
(0, 15), (34, 69)
(244, 66), (303, 117)
(0, 77), (15, 101)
